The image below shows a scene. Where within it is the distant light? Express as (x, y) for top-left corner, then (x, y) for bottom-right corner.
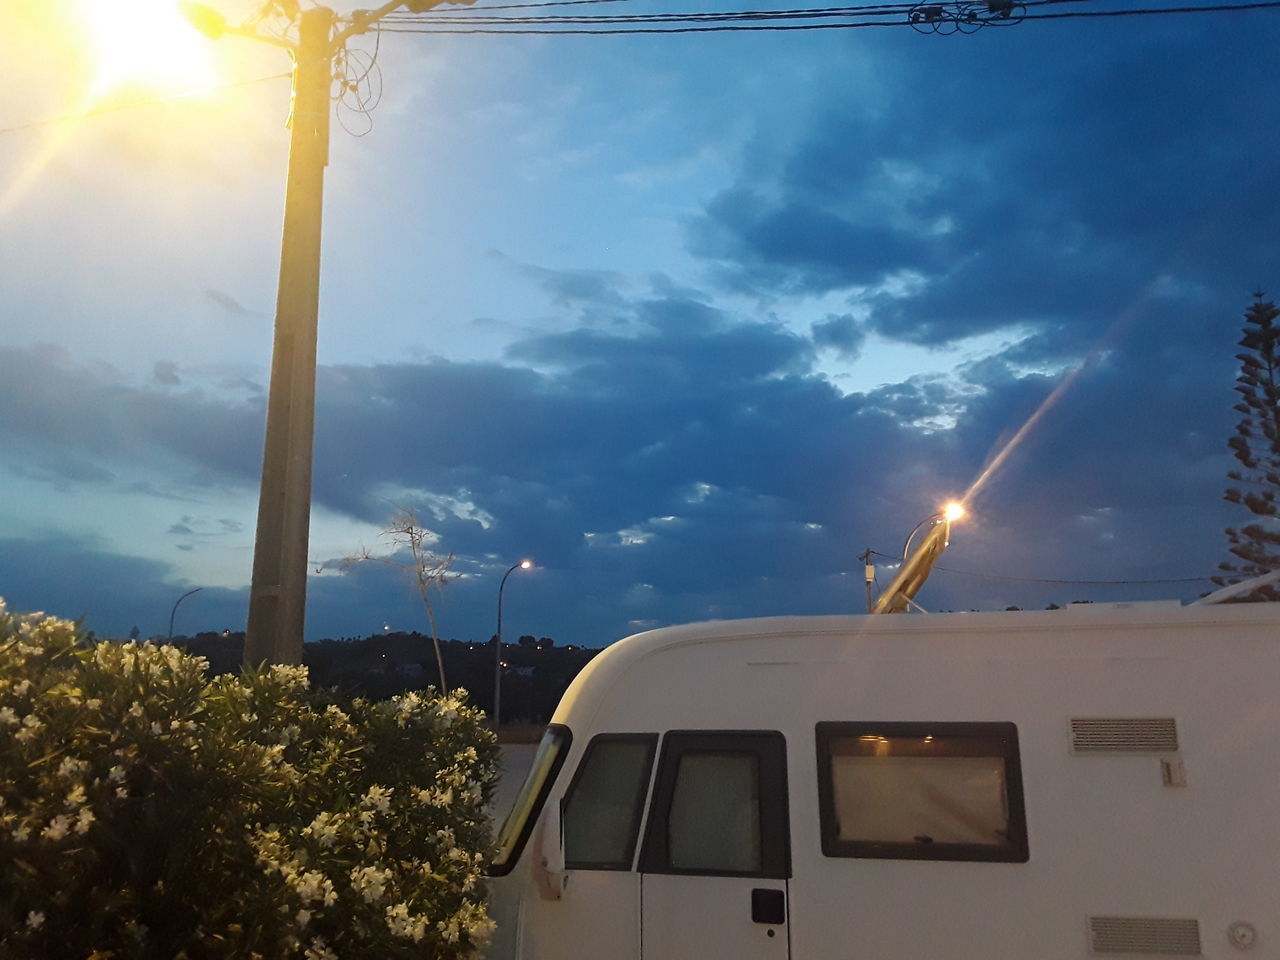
(520, 559), (533, 570)
(942, 502), (966, 522)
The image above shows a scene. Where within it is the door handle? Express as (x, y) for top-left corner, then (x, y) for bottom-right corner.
(751, 887), (786, 925)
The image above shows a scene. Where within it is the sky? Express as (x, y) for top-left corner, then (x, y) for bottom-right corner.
(1, 0), (1277, 649)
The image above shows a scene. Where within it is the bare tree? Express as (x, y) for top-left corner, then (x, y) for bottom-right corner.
(344, 508), (457, 693)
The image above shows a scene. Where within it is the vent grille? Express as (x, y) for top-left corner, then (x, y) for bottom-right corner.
(1089, 916), (1201, 955)
(1071, 718), (1178, 753)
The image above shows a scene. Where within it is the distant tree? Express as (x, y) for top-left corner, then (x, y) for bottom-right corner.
(344, 508), (458, 693)
(128, 625), (141, 641)
(1212, 294), (1280, 601)
(517, 635), (537, 648)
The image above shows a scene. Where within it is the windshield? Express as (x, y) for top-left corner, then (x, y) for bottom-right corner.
(489, 724), (572, 876)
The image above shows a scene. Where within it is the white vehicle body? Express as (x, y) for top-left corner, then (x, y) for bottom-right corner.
(486, 600), (1279, 960)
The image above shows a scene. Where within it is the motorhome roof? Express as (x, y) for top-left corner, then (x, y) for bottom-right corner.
(552, 601), (1280, 731)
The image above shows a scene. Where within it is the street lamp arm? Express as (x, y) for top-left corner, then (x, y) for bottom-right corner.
(168, 587), (204, 639)
(226, 24), (298, 49)
(181, 3), (299, 49)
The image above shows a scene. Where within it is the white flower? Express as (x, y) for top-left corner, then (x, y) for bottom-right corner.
(296, 909), (312, 927)
(293, 871), (336, 907)
(128, 702), (144, 718)
(303, 812), (339, 849)
(12, 824), (31, 842)
(85, 698), (101, 711)
(42, 815), (71, 841)
(0, 706), (18, 727)
(361, 785), (392, 813)
(56, 756), (89, 780)
(350, 865), (392, 903)
(74, 806), (95, 834)
(385, 903), (429, 942)
(64, 784), (87, 809)
(107, 765), (126, 783)
(12, 679), (32, 697)
(304, 936), (338, 960)
(15, 714), (44, 743)
(25, 911), (45, 930)
(115, 786), (129, 799)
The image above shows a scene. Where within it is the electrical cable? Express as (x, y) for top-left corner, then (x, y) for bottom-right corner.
(377, 0), (1280, 32)
(0, 73), (293, 137)
(867, 550), (1213, 585)
(430, 0), (631, 10)
(383, 0), (934, 20)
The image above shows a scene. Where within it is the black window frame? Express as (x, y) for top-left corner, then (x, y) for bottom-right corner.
(488, 723), (572, 877)
(816, 720), (1029, 863)
(639, 730), (791, 880)
(562, 733), (658, 871)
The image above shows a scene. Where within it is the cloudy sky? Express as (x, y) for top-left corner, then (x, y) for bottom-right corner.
(1, 0), (1276, 648)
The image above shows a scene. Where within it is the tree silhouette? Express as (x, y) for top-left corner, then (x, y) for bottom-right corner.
(1213, 293), (1280, 600)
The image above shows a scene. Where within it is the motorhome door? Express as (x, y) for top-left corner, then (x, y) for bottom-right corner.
(638, 731), (790, 960)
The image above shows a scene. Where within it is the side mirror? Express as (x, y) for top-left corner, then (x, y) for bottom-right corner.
(532, 800), (567, 901)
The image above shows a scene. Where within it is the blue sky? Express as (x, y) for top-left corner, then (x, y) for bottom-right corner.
(1, 0), (1277, 647)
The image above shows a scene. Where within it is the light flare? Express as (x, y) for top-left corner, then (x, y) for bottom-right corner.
(79, 0), (219, 99)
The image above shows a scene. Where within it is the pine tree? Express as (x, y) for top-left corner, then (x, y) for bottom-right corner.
(1213, 293), (1280, 600)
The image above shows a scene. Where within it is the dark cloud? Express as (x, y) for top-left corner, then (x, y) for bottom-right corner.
(811, 313), (866, 357)
(687, 18), (1280, 350)
(0, 345), (264, 489)
(0, 536), (239, 640)
(154, 361), (181, 386)
(0, 280), (1242, 646)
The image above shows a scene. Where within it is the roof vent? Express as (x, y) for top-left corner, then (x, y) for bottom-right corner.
(1088, 916), (1201, 955)
(1071, 718), (1178, 753)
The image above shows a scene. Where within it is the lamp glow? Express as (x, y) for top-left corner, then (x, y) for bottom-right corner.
(943, 502), (966, 522)
(82, 0), (218, 97)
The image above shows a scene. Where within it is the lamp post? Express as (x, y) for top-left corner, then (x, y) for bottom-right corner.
(493, 559), (532, 731)
(181, 0), (474, 667)
(872, 502), (965, 614)
(168, 587), (203, 639)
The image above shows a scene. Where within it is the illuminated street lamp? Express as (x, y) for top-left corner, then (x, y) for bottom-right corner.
(872, 502), (966, 614)
(493, 559), (532, 731)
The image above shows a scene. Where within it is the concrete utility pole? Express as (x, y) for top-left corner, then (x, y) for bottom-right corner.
(185, 0), (474, 666)
(243, 6), (334, 667)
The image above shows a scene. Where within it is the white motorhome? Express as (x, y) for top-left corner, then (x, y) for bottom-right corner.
(486, 599), (1279, 960)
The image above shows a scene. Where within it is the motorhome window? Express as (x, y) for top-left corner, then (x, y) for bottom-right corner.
(669, 751), (763, 873)
(563, 734), (656, 870)
(488, 724), (572, 877)
(639, 731), (789, 879)
(816, 721), (1029, 863)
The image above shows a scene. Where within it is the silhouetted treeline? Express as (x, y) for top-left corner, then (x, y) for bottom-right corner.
(173, 630), (600, 724)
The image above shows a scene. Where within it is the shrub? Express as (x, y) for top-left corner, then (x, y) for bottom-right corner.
(0, 600), (500, 959)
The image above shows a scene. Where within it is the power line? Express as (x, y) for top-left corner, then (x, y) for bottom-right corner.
(431, 0), (631, 9)
(0, 73), (292, 137)
(378, 0), (1280, 32)
(867, 550), (1213, 585)
(383, 0), (939, 20)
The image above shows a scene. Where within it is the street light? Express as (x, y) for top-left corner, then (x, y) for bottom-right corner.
(493, 559), (532, 731)
(168, 587), (203, 639)
(180, 0), (474, 668)
(872, 502), (966, 614)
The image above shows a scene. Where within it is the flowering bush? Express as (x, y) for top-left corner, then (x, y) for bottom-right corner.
(0, 600), (500, 959)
